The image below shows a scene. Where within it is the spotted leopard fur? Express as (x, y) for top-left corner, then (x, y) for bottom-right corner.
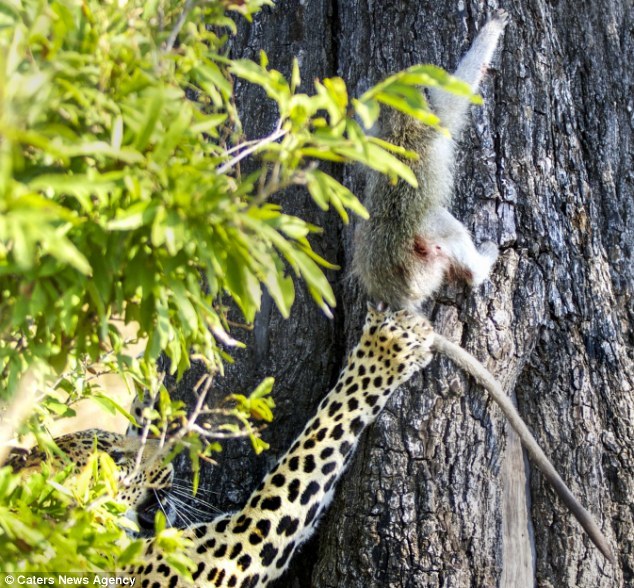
(134, 306), (433, 587)
(9, 429), (174, 513)
(8, 307), (433, 585)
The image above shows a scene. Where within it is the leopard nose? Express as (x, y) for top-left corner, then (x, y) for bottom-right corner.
(136, 490), (178, 535)
(137, 499), (158, 534)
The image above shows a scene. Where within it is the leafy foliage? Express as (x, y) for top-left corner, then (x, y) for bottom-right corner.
(0, 0), (476, 574)
(0, 455), (142, 572)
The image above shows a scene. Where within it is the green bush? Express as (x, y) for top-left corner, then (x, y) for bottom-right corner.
(0, 0), (475, 573)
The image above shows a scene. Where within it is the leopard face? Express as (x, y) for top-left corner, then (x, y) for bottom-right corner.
(9, 429), (174, 513)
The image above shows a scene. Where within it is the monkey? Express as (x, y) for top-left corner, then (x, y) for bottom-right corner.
(353, 11), (508, 310)
(354, 11), (615, 562)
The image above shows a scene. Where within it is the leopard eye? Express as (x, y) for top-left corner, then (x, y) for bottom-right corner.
(110, 450), (126, 464)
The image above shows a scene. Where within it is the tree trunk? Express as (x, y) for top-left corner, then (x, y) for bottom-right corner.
(171, 1), (634, 586)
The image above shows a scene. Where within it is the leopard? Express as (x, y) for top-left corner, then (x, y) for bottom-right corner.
(8, 301), (614, 582)
(131, 306), (434, 587)
(8, 428), (174, 520)
(7, 306), (434, 587)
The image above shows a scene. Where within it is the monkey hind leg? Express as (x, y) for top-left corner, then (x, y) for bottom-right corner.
(428, 10), (508, 136)
(423, 208), (498, 288)
(466, 240), (498, 285)
(445, 237), (498, 287)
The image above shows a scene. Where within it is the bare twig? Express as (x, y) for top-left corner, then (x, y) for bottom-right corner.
(123, 369), (265, 483)
(432, 332), (615, 563)
(123, 409), (153, 486)
(130, 373), (216, 477)
(188, 423), (264, 441)
(163, 0), (196, 53)
(224, 136), (273, 156)
(225, 320), (254, 331)
(217, 126), (287, 175)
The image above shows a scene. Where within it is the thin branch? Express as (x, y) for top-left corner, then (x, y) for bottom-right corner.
(432, 332), (615, 563)
(225, 320), (254, 331)
(123, 409), (153, 486)
(217, 126), (287, 175)
(224, 136), (272, 156)
(188, 423), (262, 441)
(163, 0), (197, 53)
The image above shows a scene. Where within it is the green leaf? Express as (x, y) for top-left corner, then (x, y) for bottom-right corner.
(306, 170), (368, 223)
(263, 258), (295, 318)
(41, 396), (75, 417)
(107, 201), (158, 231)
(134, 89), (165, 151)
(118, 540), (144, 566)
(192, 63), (231, 105)
(28, 173), (120, 212)
(251, 376), (274, 399)
(152, 107), (191, 163)
(353, 98), (380, 128)
(335, 141), (418, 187)
(169, 279), (199, 334)
(291, 249), (336, 316)
(92, 394), (134, 422)
(231, 58), (291, 108)
(44, 231), (93, 275)
(64, 142), (144, 163)
(225, 254), (261, 322)
(368, 136), (419, 159)
(189, 113), (228, 135)
(290, 57), (301, 93)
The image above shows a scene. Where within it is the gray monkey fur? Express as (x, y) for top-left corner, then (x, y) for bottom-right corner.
(354, 12), (507, 310)
(358, 11), (615, 562)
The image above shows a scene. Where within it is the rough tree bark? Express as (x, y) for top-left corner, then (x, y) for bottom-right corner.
(170, 1), (633, 586)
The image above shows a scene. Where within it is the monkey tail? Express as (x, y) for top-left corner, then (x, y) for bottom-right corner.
(432, 333), (616, 563)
